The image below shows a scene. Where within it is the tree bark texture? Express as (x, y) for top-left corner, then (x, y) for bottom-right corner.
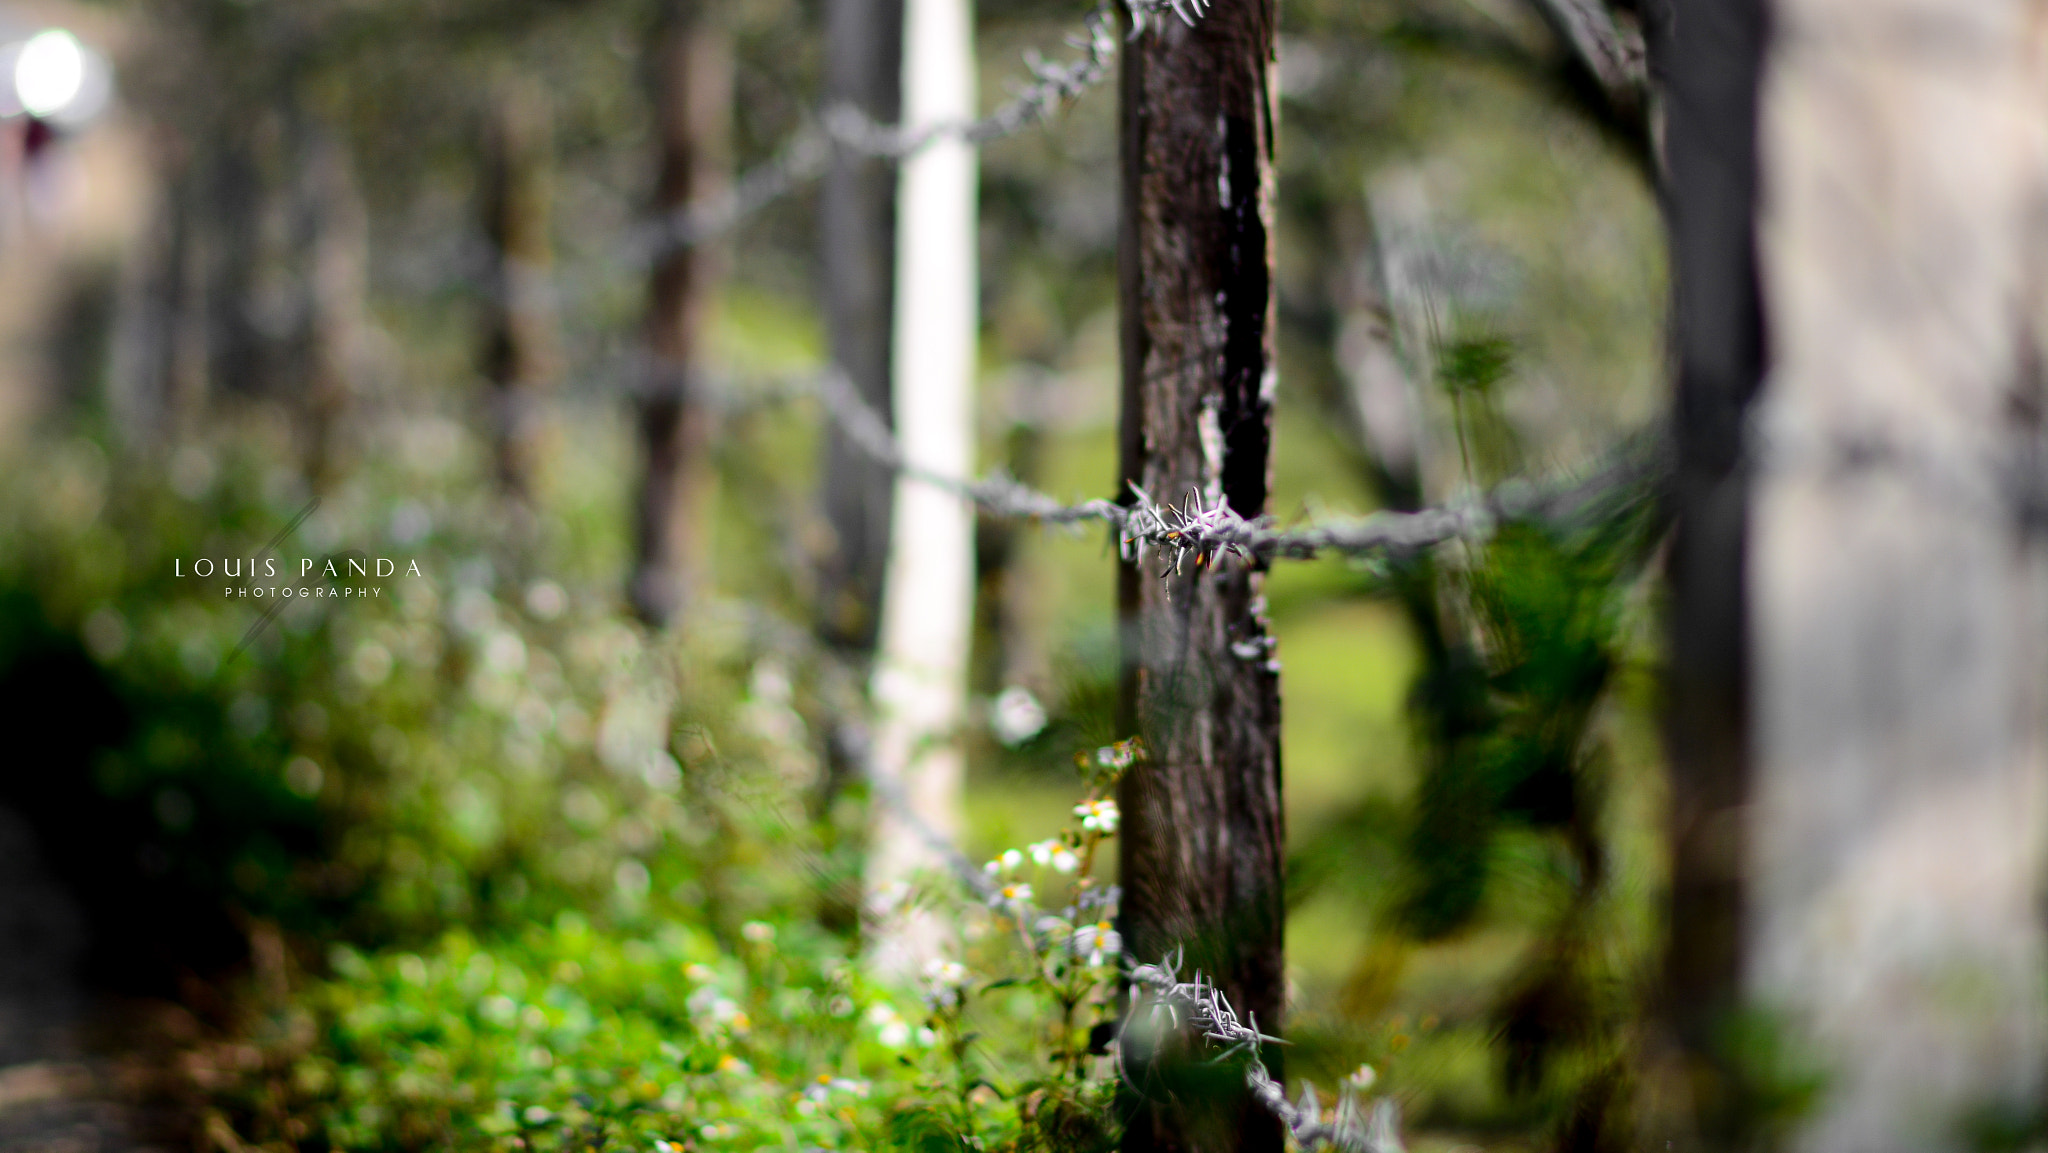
(1115, 6), (1285, 1152)
(480, 79), (561, 504)
(1643, 0), (1770, 1142)
(630, 0), (730, 627)
(815, 0), (904, 657)
(1748, 2), (2048, 1148)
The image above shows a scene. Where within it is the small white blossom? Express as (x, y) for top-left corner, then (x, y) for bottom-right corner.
(804, 1074), (872, 1102)
(1075, 798), (1120, 833)
(1072, 920), (1122, 967)
(869, 1002), (913, 1046)
(1025, 838), (1081, 872)
(868, 879), (912, 916)
(1093, 740), (1138, 769)
(984, 848), (1025, 875)
(687, 986), (749, 1032)
(990, 686), (1048, 747)
(921, 958), (971, 1010)
(989, 881), (1034, 910)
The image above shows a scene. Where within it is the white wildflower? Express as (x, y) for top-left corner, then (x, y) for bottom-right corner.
(989, 881), (1034, 910)
(1075, 798), (1120, 833)
(990, 685), (1048, 746)
(1072, 920), (1122, 967)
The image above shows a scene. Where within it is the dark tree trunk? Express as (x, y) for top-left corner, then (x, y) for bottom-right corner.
(1643, 0), (1769, 1143)
(814, 0), (904, 657)
(479, 80), (560, 505)
(1114, 5), (1285, 1152)
(631, 0), (730, 626)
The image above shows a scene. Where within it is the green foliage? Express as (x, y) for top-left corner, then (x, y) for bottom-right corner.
(1398, 520), (1635, 942)
(0, 421), (726, 947)
(1700, 1010), (1829, 1151)
(232, 917), (912, 1151)
(0, 411), (1158, 1152)
(1435, 335), (1516, 397)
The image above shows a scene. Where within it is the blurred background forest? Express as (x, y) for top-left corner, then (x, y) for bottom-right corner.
(0, 0), (1675, 1149)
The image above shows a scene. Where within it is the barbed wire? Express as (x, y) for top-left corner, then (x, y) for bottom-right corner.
(622, 0), (1167, 266)
(807, 364), (1669, 568)
(1126, 952), (1405, 1152)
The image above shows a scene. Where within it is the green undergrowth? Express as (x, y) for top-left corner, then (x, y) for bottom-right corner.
(0, 412), (1140, 1151)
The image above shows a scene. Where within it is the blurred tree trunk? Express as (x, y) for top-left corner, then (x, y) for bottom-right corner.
(815, 0), (904, 658)
(865, 0), (976, 977)
(1742, 1), (2048, 1148)
(112, 6), (372, 483)
(479, 80), (561, 506)
(1641, 0), (1770, 1144)
(111, 176), (203, 443)
(814, 0), (903, 928)
(299, 126), (369, 489)
(630, 0), (730, 627)
(1114, 4), (1285, 1151)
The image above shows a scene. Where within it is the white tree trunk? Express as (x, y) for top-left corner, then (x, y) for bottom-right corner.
(1749, 3), (2048, 1148)
(866, 0), (976, 976)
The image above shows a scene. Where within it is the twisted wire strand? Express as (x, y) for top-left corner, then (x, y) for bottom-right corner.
(623, 0), (1188, 264)
(807, 364), (1669, 566)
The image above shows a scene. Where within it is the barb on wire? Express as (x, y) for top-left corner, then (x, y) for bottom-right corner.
(1127, 0), (1212, 34)
(808, 363), (1669, 568)
(627, 2), (1127, 264)
(1126, 953), (1405, 1152)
